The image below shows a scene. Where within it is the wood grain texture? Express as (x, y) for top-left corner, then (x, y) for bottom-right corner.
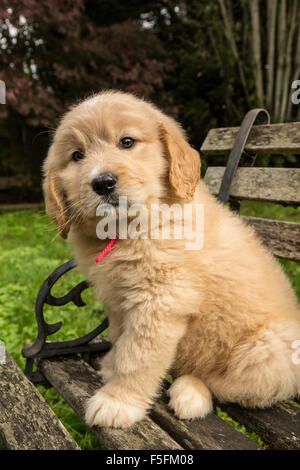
(241, 216), (300, 262)
(204, 167), (300, 204)
(150, 397), (261, 450)
(200, 122), (300, 155)
(219, 401), (300, 450)
(37, 355), (182, 450)
(87, 353), (260, 450)
(0, 352), (79, 450)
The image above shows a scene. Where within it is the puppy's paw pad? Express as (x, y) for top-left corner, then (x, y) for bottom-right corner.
(168, 375), (213, 420)
(85, 389), (145, 428)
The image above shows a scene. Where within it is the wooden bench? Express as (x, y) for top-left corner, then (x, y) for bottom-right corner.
(0, 351), (79, 450)
(1, 117), (299, 450)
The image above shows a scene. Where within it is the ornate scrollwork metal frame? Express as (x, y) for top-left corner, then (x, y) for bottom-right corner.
(22, 259), (111, 387)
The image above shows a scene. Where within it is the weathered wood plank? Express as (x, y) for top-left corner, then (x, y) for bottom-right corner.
(219, 401), (300, 450)
(37, 356), (182, 450)
(204, 167), (300, 204)
(150, 396), (261, 450)
(87, 353), (260, 450)
(242, 216), (300, 262)
(200, 122), (300, 155)
(0, 203), (43, 212)
(0, 352), (79, 450)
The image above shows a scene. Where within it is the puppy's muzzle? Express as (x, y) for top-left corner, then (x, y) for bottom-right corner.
(91, 173), (117, 196)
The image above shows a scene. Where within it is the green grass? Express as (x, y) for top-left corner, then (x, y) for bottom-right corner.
(216, 407), (267, 449)
(240, 200), (300, 295)
(0, 208), (107, 449)
(240, 200), (300, 223)
(0, 201), (299, 449)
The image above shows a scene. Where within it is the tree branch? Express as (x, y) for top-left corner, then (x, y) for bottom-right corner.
(218, 0), (250, 105)
(266, 0), (278, 109)
(274, 0), (287, 120)
(249, 0), (264, 105)
(279, 0), (298, 121)
(286, 2), (300, 120)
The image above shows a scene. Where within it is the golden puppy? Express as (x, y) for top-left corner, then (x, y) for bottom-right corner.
(43, 90), (300, 428)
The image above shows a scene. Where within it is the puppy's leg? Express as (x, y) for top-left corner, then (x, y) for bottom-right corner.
(97, 351), (114, 384)
(97, 317), (122, 384)
(168, 375), (213, 419)
(207, 323), (300, 407)
(85, 305), (185, 428)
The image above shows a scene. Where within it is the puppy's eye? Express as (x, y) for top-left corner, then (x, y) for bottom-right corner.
(72, 151), (85, 162)
(119, 137), (135, 149)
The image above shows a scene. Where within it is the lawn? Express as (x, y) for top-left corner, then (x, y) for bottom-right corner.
(0, 201), (299, 449)
(0, 208), (106, 449)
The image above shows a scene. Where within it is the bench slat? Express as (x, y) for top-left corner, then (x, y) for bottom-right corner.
(37, 356), (183, 450)
(242, 216), (300, 262)
(0, 352), (79, 450)
(204, 167), (300, 205)
(200, 122), (300, 155)
(87, 354), (260, 450)
(219, 401), (300, 450)
(150, 397), (261, 450)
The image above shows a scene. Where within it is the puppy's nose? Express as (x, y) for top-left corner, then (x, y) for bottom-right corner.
(91, 173), (117, 196)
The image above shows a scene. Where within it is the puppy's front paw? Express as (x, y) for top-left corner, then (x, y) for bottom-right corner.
(85, 388), (146, 428)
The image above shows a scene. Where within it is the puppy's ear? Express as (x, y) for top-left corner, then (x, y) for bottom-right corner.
(160, 122), (201, 201)
(43, 168), (70, 239)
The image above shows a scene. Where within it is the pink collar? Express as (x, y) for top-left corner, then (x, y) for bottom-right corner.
(95, 238), (118, 263)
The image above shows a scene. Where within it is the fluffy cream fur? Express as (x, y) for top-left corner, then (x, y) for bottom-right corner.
(43, 90), (300, 428)
(168, 375), (213, 419)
